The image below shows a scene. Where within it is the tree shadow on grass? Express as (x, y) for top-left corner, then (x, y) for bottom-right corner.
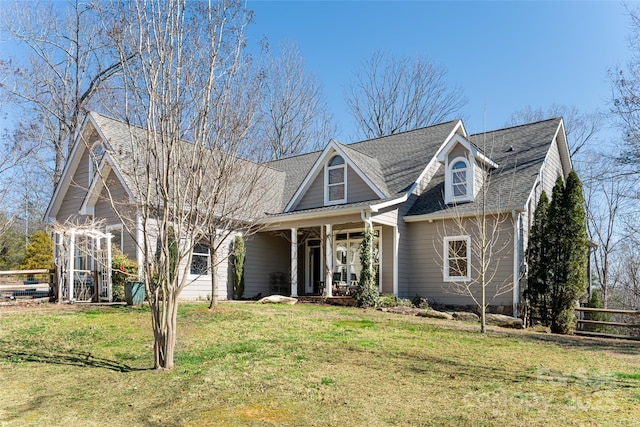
(0, 339), (151, 372)
(488, 327), (640, 356)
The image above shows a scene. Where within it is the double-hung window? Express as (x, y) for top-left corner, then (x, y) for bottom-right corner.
(444, 236), (471, 281)
(446, 157), (473, 204)
(325, 155), (346, 205)
(190, 243), (210, 276)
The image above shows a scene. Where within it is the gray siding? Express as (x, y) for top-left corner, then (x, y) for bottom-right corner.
(295, 165), (378, 211)
(449, 142), (468, 161)
(380, 225), (394, 294)
(57, 148), (92, 221)
(244, 232), (290, 297)
(347, 166), (378, 203)
(296, 172), (324, 210)
(542, 137), (564, 196)
(180, 232), (237, 301)
(94, 170), (137, 260)
(404, 217), (515, 307)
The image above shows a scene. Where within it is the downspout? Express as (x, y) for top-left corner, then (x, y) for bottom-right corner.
(512, 209), (520, 318)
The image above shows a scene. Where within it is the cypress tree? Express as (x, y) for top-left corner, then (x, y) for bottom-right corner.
(232, 235), (245, 300)
(525, 190), (551, 324)
(547, 171), (588, 334)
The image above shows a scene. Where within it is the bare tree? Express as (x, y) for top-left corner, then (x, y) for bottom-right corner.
(0, 0), (127, 186)
(105, 0), (275, 370)
(0, 124), (40, 238)
(610, 240), (640, 309)
(440, 165), (514, 333)
(505, 105), (601, 157)
(345, 50), (466, 140)
(259, 41), (336, 159)
(579, 154), (637, 307)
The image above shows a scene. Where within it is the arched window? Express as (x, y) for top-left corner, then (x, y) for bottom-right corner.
(89, 142), (104, 183)
(451, 160), (468, 197)
(325, 154), (346, 204)
(446, 157), (472, 203)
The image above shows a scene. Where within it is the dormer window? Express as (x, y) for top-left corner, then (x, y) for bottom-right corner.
(445, 156), (473, 204)
(89, 142), (104, 184)
(452, 160), (468, 197)
(325, 154), (346, 205)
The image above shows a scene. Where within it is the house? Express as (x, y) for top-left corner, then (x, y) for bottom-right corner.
(45, 112), (571, 315)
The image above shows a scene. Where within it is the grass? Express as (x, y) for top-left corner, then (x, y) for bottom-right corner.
(0, 302), (639, 426)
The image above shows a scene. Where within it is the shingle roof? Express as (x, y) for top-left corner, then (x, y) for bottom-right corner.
(89, 112), (286, 213)
(267, 120), (460, 212)
(406, 118), (562, 217)
(88, 112), (562, 219)
(337, 142), (389, 197)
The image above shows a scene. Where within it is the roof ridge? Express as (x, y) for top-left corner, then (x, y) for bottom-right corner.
(347, 119), (460, 147)
(469, 117), (561, 137)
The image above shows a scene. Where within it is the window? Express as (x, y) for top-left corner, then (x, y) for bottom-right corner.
(334, 228), (381, 288)
(452, 161), (467, 197)
(325, 154), (346, 205)
(444, 236), (471, 281)
(190, 242), (210, 276)
(107, 224), (123, 252)
(89, 142), (104, 183)
(446, 157), (473, 203)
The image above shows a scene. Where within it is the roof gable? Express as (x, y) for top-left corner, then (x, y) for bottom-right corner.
(44, 113), (104, 222)
(283, 140), (387, 212)
(405, 118), (565, 219)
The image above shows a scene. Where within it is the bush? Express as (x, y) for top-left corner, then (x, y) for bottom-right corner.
(354, 228), (379, 308)
(412, 295), (430, 309)
(111, 247), (138, 302)
(232, 236), (245, 299)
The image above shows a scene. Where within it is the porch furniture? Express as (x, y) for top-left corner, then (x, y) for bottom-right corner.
(269, 272), (289, 295)
(332, 272), (348, 296)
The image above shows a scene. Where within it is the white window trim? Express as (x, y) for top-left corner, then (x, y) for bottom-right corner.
(189, 242), (211, 278)
(332, 227), (382, 291)
(324, 155), (347, 205)
(106, 224), (124, 251)
(443, 235), (471, 282)
(445, 156), (474, 204)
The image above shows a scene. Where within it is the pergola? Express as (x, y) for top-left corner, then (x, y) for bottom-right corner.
(53, 226), (112, 302)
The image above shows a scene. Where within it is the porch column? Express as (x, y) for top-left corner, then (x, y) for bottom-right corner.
(393, 225), (399, 297)
(324, 224), (333, 297)
(290, 228), (298, 297)
(68, 230), (75, 302)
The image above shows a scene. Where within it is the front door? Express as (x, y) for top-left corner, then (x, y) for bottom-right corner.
(307, 244), (321, 295)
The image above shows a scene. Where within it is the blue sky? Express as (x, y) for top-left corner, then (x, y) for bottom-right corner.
(246, 1), (633, 142)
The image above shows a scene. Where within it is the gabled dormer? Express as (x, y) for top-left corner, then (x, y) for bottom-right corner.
(285, 140), (387, 212)
(436, 134), (498, 205)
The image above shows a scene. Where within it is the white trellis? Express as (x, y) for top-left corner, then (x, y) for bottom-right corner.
(53, 225), (112, 303)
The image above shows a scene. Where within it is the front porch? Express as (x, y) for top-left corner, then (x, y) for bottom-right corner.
(244, 211), (399, 299)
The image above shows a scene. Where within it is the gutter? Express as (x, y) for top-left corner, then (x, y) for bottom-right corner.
(403, 206), (525, 223)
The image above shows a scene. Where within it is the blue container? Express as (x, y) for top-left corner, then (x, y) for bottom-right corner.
(124, 281), (145, 306)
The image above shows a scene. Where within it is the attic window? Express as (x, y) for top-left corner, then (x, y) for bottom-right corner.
(452, 161), (468, 197)
(89, 142), (104, 184)
(445, 157), (473, 204)
(325, 154), (346, 205)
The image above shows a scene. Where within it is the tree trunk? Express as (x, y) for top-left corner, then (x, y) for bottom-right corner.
(209, 260), (218, 310)
(151, 289), (179, 370)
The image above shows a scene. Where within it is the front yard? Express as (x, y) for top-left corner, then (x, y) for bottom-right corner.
(0, 302), (638, 426)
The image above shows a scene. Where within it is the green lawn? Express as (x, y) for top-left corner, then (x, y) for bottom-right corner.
(0, 302), (638, 426)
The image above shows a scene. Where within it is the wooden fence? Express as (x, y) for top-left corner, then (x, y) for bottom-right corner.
(575, 307), (640, 340)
